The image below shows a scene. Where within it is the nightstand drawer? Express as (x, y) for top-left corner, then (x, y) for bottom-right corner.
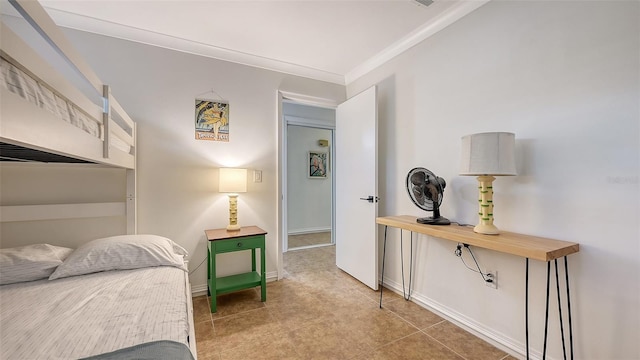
(213, 235), (263, 252)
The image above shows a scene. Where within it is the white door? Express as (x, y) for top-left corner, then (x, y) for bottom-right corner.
(335, 86), (378, 290)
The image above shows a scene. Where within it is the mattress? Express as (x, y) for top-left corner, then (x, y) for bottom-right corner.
(0, 56), (101, 138)
(0, 266), (191, 359)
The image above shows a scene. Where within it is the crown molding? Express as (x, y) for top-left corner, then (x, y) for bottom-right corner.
(25, 1), (489, 88)
(344, 0), (490, 85)
(41, 8), (346, 85)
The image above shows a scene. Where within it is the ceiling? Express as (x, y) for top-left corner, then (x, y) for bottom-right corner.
(6, 0), (488, 85)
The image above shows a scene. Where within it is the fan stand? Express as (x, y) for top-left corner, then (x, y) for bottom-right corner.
(417, 207), (451, 225)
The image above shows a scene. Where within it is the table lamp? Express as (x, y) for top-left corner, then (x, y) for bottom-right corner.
(460, 132), (516, 235)
(219, 168), (247, 231)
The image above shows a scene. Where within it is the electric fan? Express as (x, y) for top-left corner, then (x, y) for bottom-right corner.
(406, 167), (450, 225)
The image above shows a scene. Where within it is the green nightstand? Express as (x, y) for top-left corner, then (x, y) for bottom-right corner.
(205, 226), (267, 312)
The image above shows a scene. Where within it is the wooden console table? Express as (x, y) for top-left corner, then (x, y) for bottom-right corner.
(205, 226), (267, 313)
(376, 215), (579, 360)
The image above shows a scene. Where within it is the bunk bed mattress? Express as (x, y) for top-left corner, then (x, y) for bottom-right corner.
(0, 266), (191, 359)
(1, 56), (101, 138)
(1, 56), (133, 156)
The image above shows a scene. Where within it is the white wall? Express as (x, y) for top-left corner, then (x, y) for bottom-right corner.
(283, 102), (336, 123)
(59, 30), (345, 292)
(348, 1), (638, 359)
(286, 124), (332, 234)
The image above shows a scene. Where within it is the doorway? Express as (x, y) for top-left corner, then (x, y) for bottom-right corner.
(286, 123), (333, 250)
(282, 101), (336, 252)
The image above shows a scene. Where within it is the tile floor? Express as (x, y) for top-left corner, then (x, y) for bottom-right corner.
(288, 231), (332, 248)
(193, 245), (517, 360)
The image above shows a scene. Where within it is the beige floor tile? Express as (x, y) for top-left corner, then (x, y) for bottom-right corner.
(213, 307), (286, 352)
(314, 289), (380, 320)
(286, 317), (371, 359)
(383, 297), (445, 330)
(195, 320), (215, 342)
(193, 295), (212, 323)
(340, 306), (420, 348)
(423, 321), (508, 360)
(266, 292), (332, 331)
(353, 332), (465, 360)
(288, 231), (331, 248)
(211, 288), (264, 319)
(263, 279), (317, 307)
(219, 332), (300, 360)
(196, 337), (220, 360)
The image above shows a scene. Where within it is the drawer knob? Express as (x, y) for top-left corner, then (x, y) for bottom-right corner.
(237, 242), (243, 247)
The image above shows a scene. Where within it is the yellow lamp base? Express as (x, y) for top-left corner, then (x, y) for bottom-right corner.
(474, 223), (500, 235)
(227, 194), (241, 231)
(474, 175), (501, 235)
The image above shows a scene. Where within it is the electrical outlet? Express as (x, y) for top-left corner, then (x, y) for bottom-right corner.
(485, 271), (498, 289)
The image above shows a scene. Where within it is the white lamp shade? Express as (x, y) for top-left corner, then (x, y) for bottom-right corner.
(460, 132), (516, 176)
(219, 168), (247, 193)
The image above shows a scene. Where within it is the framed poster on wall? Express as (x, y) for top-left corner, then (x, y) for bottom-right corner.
(308, 151), (328, 178)
(195, 99), (229, 141)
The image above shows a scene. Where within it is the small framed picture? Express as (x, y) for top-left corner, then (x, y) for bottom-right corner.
(195, 99), (229, 142)
(308, 151), (328, 178)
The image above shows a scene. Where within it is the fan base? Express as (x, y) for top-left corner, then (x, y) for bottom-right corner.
(417, 216), (451, 225)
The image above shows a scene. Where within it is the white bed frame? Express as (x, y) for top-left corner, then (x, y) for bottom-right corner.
(1, 1), (197, 357)
(0, 0), (136, 233)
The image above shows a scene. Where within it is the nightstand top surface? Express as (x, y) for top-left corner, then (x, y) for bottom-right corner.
(205, 226), (267, 241)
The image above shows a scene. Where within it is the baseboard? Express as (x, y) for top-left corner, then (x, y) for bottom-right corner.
(191, 271), (279, 297)
(288, 227), (331, 235)
(380, 277), (543, 360)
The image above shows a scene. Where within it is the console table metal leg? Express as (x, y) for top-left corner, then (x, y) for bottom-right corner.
(380, 225), (388, 309)
(525, 258), (530, 360)
(565, 256), (574, 360)
(555, 259), (567, 360)
(400, 232), (414, 301)
(399, 231), (414, 301)
(526, 256), (575, 360)
(543, 261), (551, 359)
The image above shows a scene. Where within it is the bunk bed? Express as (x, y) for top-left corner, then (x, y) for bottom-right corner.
(0, 1), (197, 358)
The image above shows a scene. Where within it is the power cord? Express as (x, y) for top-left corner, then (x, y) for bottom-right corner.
(451, 221), (474, 227)
(188, 255), (207, 275)
(454, 243), (494, 285)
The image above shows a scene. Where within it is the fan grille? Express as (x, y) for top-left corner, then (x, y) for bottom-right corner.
(406, 167), (444, 212)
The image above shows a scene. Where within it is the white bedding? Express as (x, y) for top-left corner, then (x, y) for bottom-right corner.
(0, 266), (190, 359)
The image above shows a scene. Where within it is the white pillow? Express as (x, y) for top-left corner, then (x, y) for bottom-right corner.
(49, 234), (187, 280)
(0, 244), (74, 285)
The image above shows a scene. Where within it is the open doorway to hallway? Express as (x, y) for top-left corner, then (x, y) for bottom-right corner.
(282, 101), (335, 252)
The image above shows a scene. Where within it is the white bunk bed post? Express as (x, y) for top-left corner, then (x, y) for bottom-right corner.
(127, 168), (137, 235)
(103, 85), (111, 160)
(127, 117), (137, 235)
